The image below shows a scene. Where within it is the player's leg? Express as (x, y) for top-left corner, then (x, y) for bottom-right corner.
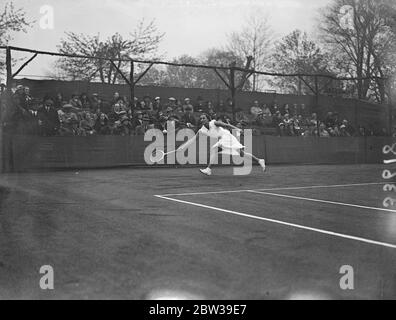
(240, 149), (266, 171)
(200, 147), (219, 176)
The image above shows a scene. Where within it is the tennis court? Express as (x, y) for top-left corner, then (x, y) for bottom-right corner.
(0, 164), (395, 299)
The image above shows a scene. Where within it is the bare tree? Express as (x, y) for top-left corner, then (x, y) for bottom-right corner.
(319, 0), (396, 103)
(227, 12), (273, 91)
(0, 1), (33, 81)
(269, 30), (334, 95)
(55, 19), (165, 84)
(160, 49), (251, 90)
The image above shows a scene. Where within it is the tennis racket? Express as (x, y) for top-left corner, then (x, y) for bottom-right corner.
(149, 149), (178, 163)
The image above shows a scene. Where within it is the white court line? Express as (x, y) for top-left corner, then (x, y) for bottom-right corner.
(248, 190), (396, 214)
(159, 182), (384, 197)
(155, 195), (396, 249)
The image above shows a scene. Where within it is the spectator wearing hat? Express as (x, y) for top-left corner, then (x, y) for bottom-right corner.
(59, 104), (79, 135)
(134, 113), (152, 135)
(131, 111), (144, 130)
(37, 97), (60, 136)
(165, 97), (177, 111)
(339, 124), (351, 137)
(341, 119), (355, 136)
(113, 114), (133, 136)
(250, 100), (263, 119)
(278, 122), (286, 137)
(182, 98), (194, 113)
(153, 97), (162, 111)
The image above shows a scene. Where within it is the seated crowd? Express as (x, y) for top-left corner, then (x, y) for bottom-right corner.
(2, 84), (375, 137)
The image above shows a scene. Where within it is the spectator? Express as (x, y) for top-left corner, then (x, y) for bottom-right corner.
(217, 100), (226, 113)
(80, 93), (91, 109)
(235, 108), (249, 127)
(290, 103), (300, 117)
(309, 113), (318, 131)
(262, 104), (272, 117)
(272, 111), (283, 128)
(113, 115), (133, 136)
(292, 115), (303, 136)
(325, 112), (336, 128)
(112, 92), (121, 105)
(283, 113), (295, 136)
(131, 111), (144, 130)
(70, 94), (82, 110)
(153, 97), (162, 111)
(319, 122), (330, 137)
(113, 102), (128, 116)
(37, 97), (60, 136)
(182, 98), (194, 113)
(271, 103), (280, 114)
(142, 96), (153, 111)
(282, 104), (290, 116)
(24, 87), (33, 111)
(278, 122), (287, 136)
(341, 119), (355, 136)
(94, 113), (111, 135)
(195, 96), (205, 112)
(181, 107), (197, 129)
(250, 100), (262, 118)
(207, 101), (217, 119)
(339, 124), (351, 137)
(165, 97), (177, 111)
(224, 98), (234, 114)
(357, 125), (367, 137)
(59, 104), (79, 136)
(54, 92), (66, 110)
(207, 101), (216, 113)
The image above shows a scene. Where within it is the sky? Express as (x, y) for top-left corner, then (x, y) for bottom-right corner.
(6, 0), (332, 78)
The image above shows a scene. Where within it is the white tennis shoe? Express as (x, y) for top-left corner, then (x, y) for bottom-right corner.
(258, 159), (266, 172)
(199, 168), (212, 176)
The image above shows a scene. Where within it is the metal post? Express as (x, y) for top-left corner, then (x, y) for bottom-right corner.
(315, 75), (320, 137)
(1, 47), (12, 173)
(130, 60), (135, 109)
(6, 47), (12, 91)
(230, 62), (236, 122)
(386, 78), (393, 136)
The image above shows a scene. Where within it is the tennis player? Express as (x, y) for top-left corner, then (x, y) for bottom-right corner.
(178, 114), (266, 176)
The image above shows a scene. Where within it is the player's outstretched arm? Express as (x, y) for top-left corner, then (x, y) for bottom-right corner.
(177, 132), (199, 151)
(214, 121), (241, 132)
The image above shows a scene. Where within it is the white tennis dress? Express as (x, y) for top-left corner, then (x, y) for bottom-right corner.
(199, 120), (244, 156)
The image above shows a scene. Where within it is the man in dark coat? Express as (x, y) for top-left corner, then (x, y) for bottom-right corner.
(37, 97), (60, 136)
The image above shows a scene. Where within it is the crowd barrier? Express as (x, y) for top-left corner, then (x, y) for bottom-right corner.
(1, 134), (394, 172)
